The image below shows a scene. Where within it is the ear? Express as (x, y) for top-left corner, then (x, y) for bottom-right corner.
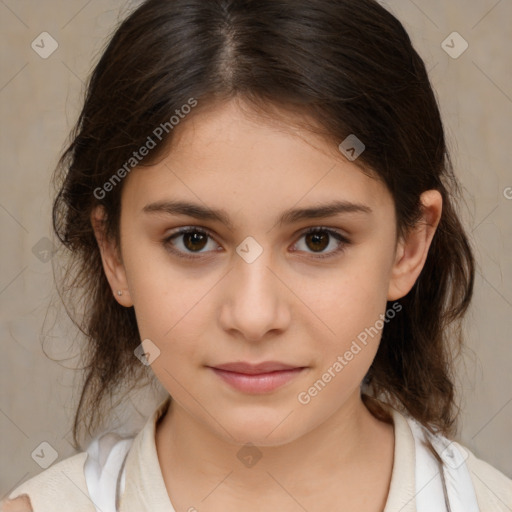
(91, 205), (133, 307)
(387, 189), (443, 301)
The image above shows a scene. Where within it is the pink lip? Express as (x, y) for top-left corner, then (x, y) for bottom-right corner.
(208, 361), (306, 393)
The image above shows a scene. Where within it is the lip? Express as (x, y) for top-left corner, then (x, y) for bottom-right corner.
(211, 361), (302, 374)
(208, 361), (307, 394)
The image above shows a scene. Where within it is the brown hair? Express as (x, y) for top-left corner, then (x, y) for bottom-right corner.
(51, 0), (474, 449)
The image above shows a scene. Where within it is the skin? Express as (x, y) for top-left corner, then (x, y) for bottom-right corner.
(0, 495), (32, 512)
(91, 98), (442, 511)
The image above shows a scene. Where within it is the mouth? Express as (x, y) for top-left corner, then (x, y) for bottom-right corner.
(207, 361), (307, 394)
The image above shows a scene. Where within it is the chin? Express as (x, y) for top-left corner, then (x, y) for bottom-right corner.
(219, 409), (307, 447)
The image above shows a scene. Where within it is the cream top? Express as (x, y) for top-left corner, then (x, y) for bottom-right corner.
(6, 397), (512, 511)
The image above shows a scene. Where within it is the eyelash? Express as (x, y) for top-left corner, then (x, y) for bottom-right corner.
(162, 226), (351, 261)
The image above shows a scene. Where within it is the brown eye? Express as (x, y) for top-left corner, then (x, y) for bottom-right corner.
(163, 227), (220, 259)
(163, 226), (350, 261)
(182, 231), (208, 252)
(292, 227), (350, 259)
(305, 230), (330, 252)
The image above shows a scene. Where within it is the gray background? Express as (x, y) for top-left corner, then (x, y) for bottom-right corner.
(1, 0), (511, 497)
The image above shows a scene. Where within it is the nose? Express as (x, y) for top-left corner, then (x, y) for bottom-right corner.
(218, 247), (291, 343)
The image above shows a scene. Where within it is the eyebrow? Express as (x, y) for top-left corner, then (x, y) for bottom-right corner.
(142, 199), (372, 229)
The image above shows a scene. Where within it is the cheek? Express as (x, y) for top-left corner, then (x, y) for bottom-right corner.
(300, 255), (392, 399)
(121, 242), (210, 354)
(296, 275), (386, 410)
(307, 258), (390, 342)
(130, 276), (213, 354)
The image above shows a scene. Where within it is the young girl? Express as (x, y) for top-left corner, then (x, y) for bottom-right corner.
(3, 0), (511, 511)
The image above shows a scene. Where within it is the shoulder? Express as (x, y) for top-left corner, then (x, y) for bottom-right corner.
(454, 440), (512, 511)
(3, 452), (96, 512)
(0, 494), (32, 511)
(385, 404), (511, 510)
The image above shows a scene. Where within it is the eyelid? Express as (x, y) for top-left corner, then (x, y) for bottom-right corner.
(163, 226), (220, 260)
(290, 226), (351, 260)
(162, 225), (351, 260)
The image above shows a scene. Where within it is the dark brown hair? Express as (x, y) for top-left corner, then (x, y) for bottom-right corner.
(51, 0), (475, 449)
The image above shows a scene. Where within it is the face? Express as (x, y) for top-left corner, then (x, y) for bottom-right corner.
(95, 99), (440, 447)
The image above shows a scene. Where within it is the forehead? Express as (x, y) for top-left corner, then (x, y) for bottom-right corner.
(121, 99), (393, 222)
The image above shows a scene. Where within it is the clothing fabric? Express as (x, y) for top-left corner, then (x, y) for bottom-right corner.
(7, 397), (512, 511)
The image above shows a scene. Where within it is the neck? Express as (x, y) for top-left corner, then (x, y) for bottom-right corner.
(155, 391), (395, 509)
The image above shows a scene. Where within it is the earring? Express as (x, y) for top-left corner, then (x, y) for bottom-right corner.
(116, 290), (123, 296)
